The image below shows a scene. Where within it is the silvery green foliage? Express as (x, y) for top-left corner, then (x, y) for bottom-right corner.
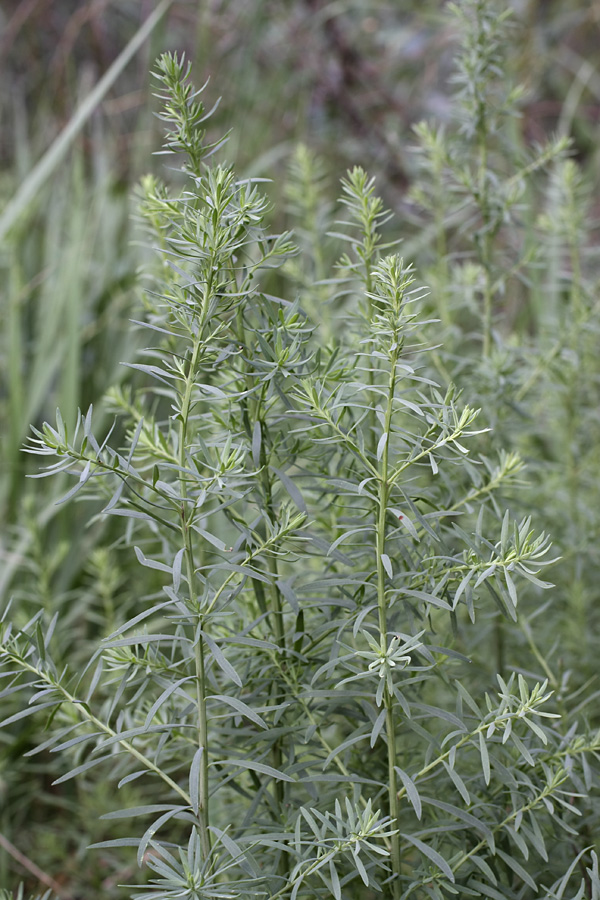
(411, 0), (570, 372)
(2, 51), (599, 900)
(409, 3), (600, 859)
(0, 890), (53, 900)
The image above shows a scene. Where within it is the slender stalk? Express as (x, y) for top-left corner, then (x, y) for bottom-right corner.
(3, 654), (192, 806)
(433, 151), (451, 332)
(564, 203), (585, 663)
(450, 777), (562, 880)
(376, 340), (401, 900)
(481, 242), (493, 360)
(477, 114), (506, 673)
(0, 829), (73, 900)
(259, 433), (290, 875)
(178, 283), (213, 860)
(234, 300), (289, 877)
(477, 125), (494, 360)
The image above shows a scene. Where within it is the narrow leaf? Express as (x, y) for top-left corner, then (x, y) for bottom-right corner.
(401, 833), (454, 882)
(395, 766), (422, 819)
(479, 731), (491, 784)
(381, 553), (393, 578)
(215, 759), (294, 782)
(209, 694), (267, 729)
(201, 631), (242, 687)
(377, 432), (388, 461)
(189, 748), (202, 816)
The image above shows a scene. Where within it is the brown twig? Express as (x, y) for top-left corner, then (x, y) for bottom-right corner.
(0, 0), (44, 56)
(302, 0), (408, 187)
(0, 830), (74, 899)
(49, 0), (114, 79)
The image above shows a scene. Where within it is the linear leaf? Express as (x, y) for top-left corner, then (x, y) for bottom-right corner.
(189, 748), (202, 816)
(53, 753), (114, 784)
(215, 759), (294, 782)
(496, 848), (537, 890)
(401, 833), (454, 882)
(421, 797), (492, 842)
(101, 805), (180, 820)
(201, 631), (242, 687)
(145, 676), (195, 729)
(381, 553), (393, 578)
(395, 767), (422, 819)
(209, 694), (267, 729)
(271, 465), (307, 514)
(479, 731), (491, 784)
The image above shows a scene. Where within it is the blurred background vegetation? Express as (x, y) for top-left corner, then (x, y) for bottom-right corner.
(1, 0), (600, 896)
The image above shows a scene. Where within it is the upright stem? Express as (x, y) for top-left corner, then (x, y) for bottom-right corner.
(477, 118), (505, 673)
(478, 127), (493, 360)
(179, 285), (212, 861)
(565, 212), (584, 659)
(260, 446), (288, 806)
(376, 346), (401, 900)
(235, 304), (289, 877)
(433, 156), (451, 332)
(481, 241), (493, 360)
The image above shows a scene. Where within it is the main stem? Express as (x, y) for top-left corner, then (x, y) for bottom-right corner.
(478, 125), (493, 361)
(565, 212), (584, 660)
(179, 287), (212, 861)
(376, 348), (401, 900)
(260, 441), (289, 841)
(477, 118), (506, 675)
(235, 303), (289, 877)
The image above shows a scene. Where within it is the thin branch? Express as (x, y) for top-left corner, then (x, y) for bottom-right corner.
(0, 830), (73, 899)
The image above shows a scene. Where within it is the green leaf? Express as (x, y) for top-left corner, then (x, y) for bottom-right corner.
(53, 753), (114, 784)
(189, 748), (202, 816)
(144, 676), (195, 729)
(329, 859), (341, 900)
(381, 553), (393, 578)
(101, 804), (182, 820)
(401, 833), (455, 882)
(395, 766), (422, 819)
(478, 731), (491, 784)
(271, 465), (307, 514)
(209, 694), (267, 729)
(215, 759), (294, 782)
(201, 631), (242, 687)
(377, 432), (388, 460)
(496, 848), (537, 890)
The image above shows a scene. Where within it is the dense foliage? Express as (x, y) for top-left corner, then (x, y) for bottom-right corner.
(1, 2), (600, 898)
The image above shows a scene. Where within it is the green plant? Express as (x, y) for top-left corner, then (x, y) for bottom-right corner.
(407, 0), (600, 714)
(2, 35), (600, 900)
(0, 889), (53, 900)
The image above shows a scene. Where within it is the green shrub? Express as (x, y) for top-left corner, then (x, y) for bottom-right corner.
(2, 48), (599, 900)
(2, 4), (600, 898)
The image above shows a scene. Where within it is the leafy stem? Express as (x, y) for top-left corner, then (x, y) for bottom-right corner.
(0, 647), (192, 807)
(376, 324), (401, 900)
(178, 276), (213, 860)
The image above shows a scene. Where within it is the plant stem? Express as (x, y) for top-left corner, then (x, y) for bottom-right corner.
(477, 104), (493, 360)
(477, 118), (505, 673)
(259, 435), (290, 875)
(4, 654), (192, 806)
(376, 341), (401, 900)
(179, 286), (212, 860)
(235, 301), (289, 874)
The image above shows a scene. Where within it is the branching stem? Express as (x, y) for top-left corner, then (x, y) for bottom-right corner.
(178, 279), (213, 860)
(376, 338), (401, 900)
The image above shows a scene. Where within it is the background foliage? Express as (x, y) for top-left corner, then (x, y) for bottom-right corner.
(1, 1), (600, 897)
